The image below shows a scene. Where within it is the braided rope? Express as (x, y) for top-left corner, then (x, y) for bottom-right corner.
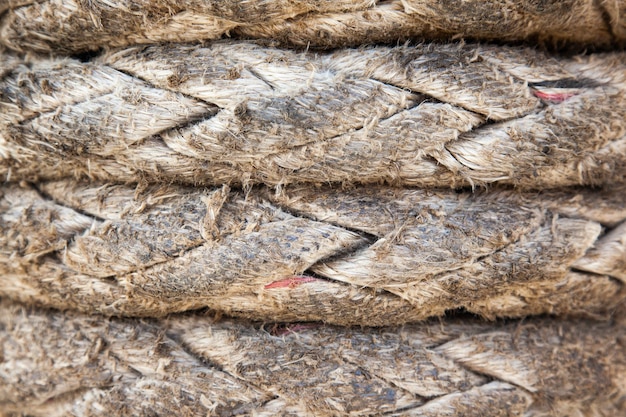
(1, 299), (625, 416)
(3, 179), (624, 325)
(1, 0), (624, 53)
(2, 42), (626, 189)
(1, 2), (625, 415)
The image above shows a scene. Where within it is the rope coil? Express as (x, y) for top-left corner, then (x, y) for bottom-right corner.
(3, 179), (624, 325)
(2, 42), (626, 189)
(1, 2), (626, 415)
(1, 299), (625, 416)
(1, 0), (624, 53)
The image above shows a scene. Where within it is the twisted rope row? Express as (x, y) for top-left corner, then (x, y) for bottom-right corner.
(2, 42), (626, 190)
(2, 2), (625, 416)
(3, 179), (624, 325)
(1, 0), (624, 53)
(1, 299), (625, 416)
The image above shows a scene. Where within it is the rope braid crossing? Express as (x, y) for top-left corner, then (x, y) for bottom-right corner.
(2, 42), (626, 189)
(1, 1), (626, 415)
(1, 299), (626, 416)
(1, 0), (625, 53)
(3, 180), (625, 325)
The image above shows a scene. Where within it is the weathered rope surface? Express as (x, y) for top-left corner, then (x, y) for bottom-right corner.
(1, 299), (625, 416)
(3, 179), (624, 325)
(2, 42), (626, 189)
(1, 0), (625, 53)
(1, 5), (625, 417)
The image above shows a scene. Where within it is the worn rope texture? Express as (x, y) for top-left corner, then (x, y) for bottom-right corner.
(3, 179), (625, 325)
(2, 42), (626, 190)
(1, 0), (625, 53)
(1, 299), (626, 416)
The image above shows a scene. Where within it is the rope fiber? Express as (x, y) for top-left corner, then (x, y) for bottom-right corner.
(1, 299), (625, 416)
(1, 2), (626, 415)
(2, 42), (626, 189)
(1, 0), (624, 53)
(3, 179), (624, 325)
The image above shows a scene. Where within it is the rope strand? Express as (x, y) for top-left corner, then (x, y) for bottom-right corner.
(1, 299), (625, 416)
(1, 0), (624, 53)
(2, 42), (625, 189)
(2, 179), (624, 324)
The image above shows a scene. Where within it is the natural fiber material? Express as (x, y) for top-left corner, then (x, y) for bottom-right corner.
(3, 179), (624, 325)
(2, 6), (626, 415)
(1, 0), (625, 53)
(1, 299), (626, 416)
(2, 42), (626, 189)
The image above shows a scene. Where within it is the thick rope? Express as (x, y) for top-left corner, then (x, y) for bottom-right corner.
(1, 3), (625, 415)
(1, 299), (625, 416)
(3, 179), (624, 325)
(1, 0), (624, 53)
(2, 42), (626, 190)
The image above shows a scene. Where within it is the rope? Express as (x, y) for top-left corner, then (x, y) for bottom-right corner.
(1, 2), (625, 416)
(1, 299), (625, 416)
(3, 179), (624, 325)
(2, 42), (626, 189)
(1, 0), (624, 53)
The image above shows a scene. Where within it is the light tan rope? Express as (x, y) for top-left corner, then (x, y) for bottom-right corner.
(1, 6), (625, 416)
(3, 179), (624, 325)
(2, 42), (626, 189)
(1, 0), (624, 53)
(1, 299), (625, 416)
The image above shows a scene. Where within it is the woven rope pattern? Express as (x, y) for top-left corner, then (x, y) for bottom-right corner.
(2, 2), (626, 415)
(2, 42), (626, 189)
(1, 0), (624, 53)
(2, 299), (625, 416)
(3, 179), (624, 325)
